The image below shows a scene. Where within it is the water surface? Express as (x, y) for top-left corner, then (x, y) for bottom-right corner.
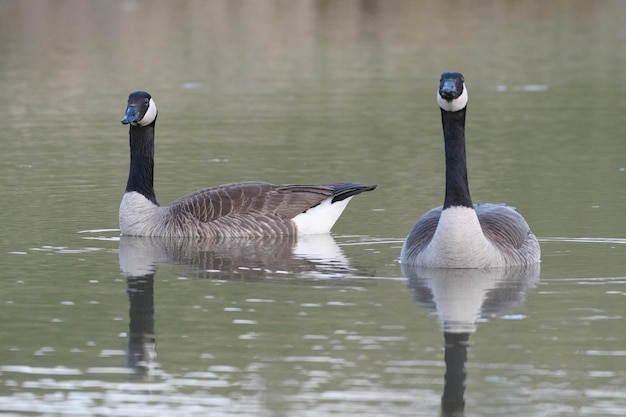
(1, 1), (625, 416)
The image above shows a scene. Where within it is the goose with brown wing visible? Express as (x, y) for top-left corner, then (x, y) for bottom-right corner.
(119, 91), (376, 238)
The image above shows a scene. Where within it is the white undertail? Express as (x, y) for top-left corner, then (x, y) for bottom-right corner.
(292, 196), (353, 235)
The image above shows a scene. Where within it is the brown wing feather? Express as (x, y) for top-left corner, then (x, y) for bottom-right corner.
(168, 181), (334, 223)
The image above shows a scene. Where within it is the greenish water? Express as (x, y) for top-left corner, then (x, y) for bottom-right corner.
(1, 1), (625, 416)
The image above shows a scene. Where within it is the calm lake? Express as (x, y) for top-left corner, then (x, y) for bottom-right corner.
(1, 1), (625, 416)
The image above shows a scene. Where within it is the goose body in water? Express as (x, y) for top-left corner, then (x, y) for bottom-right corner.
(400, 72), (540, 268)
(119, 91), (376, 238)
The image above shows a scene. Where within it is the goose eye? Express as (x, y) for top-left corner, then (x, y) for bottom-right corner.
(144, 98), (150, 105)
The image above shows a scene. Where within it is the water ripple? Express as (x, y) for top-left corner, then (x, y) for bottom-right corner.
(540, 237), (626, 244)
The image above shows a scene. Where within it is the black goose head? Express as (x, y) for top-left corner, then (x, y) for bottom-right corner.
(121, 91), (158, 127)
(437, 72), (468, 112)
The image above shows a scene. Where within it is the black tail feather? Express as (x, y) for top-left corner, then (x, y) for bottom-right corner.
(326, 182), (377, 203)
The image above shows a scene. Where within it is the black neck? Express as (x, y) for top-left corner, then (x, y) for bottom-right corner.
(442, 108), (473, 209)
(126, 123), (158, 205)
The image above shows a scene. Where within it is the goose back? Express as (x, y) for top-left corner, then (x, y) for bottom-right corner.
(166, 182), (336, 238)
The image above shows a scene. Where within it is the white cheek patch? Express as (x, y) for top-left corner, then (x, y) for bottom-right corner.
(437, 84), (468, 112)
(137, 98), (158, 126)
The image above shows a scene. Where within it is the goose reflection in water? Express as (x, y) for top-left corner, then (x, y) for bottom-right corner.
(402, 263), (540, 416)
(119, 234), (359, 379)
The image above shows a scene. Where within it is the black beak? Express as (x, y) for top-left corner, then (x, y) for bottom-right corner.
(439, 79), (459, 101)
(121, 105), (140, 125)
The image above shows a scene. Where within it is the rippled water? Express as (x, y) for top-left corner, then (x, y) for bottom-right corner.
(1, 1), (626, 416)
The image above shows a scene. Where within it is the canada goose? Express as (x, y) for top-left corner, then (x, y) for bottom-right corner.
(400, 72), (540, 268)
(119, 91), (376, 238)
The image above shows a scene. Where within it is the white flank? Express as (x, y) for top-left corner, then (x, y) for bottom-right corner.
(137, 98), (158, 126)
(418, 206), (504, 268)
(119, 191), (163, 236)
(292, 196), (353, 235)
(437, 84), (468, 112)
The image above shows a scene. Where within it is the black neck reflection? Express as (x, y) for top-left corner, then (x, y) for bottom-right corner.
(441, 332), (470, 416)
(126, 274), (156, 380)
(402, 263), (540, 416)
(118, 234), (367, 380)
